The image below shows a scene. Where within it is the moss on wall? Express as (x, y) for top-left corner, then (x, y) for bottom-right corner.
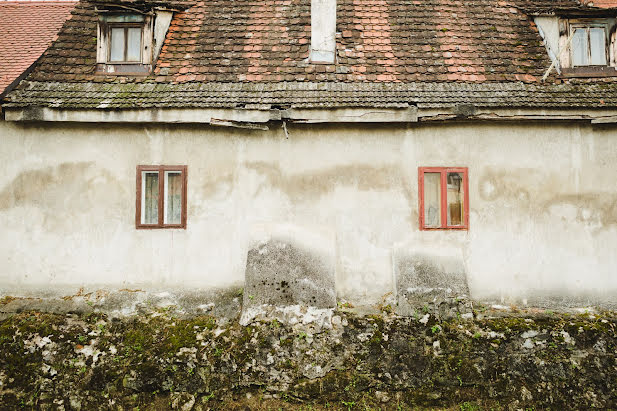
(1, 308), (616, 410)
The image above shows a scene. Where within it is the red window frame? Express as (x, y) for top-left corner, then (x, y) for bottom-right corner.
(136, 165), (187, 229)
(418, 167), (469, 230)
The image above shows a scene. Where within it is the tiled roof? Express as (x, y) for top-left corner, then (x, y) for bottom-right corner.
(0, 0), (76, 94)
(516, 0), (617, 12)
(579, 0), (617, 8)
(3, 0), (617, 110)
(5, 81), (617, 109)
(27, 0), (553, 84)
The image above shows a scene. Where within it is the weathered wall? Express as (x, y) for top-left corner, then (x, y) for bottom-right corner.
(1, 120), (616, 306)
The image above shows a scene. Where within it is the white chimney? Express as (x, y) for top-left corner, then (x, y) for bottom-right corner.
(310, 0), (336, 64)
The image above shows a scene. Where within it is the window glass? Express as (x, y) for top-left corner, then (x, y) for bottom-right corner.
(127, 27), (142, 61)
(164, 171), (183, 225)
(589, 27), (606, 65)
(110, 27), (125, 62)
(446, 172), (464, 226)
(424, 172), (441, 228)
(142, 171), (159, 224)
(572, 28), (588, 66)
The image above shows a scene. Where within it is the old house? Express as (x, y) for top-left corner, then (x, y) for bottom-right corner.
(2, 0), (617, 314)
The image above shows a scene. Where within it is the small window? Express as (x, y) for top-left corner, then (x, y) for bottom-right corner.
(571, 24), (608, 66)
(136, 165), (187, 229)
(418, 167), (469, 230)
(97, 13), (152, 74)
(109, 25), (142, 62)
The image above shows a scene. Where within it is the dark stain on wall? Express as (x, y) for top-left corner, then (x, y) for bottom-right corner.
(245, 161), (403, 201)
(0, 162), (126, 229)
(478, 167), (617, 228)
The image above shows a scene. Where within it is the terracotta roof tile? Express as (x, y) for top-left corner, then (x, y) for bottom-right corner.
(0, 0), (76, 94)
(24, 0), (554, 84)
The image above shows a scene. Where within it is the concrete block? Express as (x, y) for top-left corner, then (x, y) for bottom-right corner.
(394, 251), (470, 317)
(243, 226), (336, 312)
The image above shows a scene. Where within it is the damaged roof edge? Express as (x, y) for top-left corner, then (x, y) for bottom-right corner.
(5, 105), (617, 124)
(2, 106), (418, 124)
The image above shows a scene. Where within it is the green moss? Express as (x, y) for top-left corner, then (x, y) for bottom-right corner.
(485, 317), (539, 333)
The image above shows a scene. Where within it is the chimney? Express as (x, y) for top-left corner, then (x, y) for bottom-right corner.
(310, 0), (336, 64)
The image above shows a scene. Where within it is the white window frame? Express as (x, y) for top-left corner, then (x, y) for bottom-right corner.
(97, 13), (153, 66)
(559, 18), (617, 72)
(569, 23), (609, 67)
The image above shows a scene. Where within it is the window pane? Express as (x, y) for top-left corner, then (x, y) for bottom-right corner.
(110, 27), (125, 62)
(164, 171), (183, 224)
(423, 172), (441, 227)
(446, 172), (464, 226)
(572, 28), (588, 66)
(127, 27), (142, 61)
(589, 27), (606, 65)
(142, 172), (159, 224)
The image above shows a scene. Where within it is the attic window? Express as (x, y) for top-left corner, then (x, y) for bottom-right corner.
(559, 18), (617, 76)
(97, 13), (153, 74)
(571, 24), (608, 66)
(109, 25), (142, 62)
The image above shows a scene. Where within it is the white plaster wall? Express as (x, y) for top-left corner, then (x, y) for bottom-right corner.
(1, 120), (616, 305)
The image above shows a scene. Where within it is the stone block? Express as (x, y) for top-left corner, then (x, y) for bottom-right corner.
(394, 251), (470, 317)
(243, 226), (336, 314)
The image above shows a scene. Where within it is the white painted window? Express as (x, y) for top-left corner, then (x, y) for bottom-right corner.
(97, 13), (153, 70)
(109, 26), (143, 62)
(571, 25), (608, 66)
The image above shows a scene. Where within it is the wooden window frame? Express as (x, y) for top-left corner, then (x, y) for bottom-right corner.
(136, 165), (187, 229)
(569, 22), (609, 67)
(107, 23), (144, 64)
(418, 167), (469, 230)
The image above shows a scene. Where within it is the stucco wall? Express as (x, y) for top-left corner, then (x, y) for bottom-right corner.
(1, 120), (616, 305)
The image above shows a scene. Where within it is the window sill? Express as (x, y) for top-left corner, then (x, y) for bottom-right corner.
(561, 66), (617, 78)
(96, 63), (151, 76)
(136, 224), (186, 230)
(420, 226), (469, 231)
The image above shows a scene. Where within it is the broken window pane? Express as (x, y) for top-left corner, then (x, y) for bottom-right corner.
(110, 27), (125, 62)
(127, 27), (142, 61)
(446, 172), (464, 226)
(589, 27), (606, 65)
(424, 173), (441, 227)
(164, 171), (182, 225)
(142, 171), (159, 224)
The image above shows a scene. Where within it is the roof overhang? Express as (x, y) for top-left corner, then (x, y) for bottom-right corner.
(6, 105), (617, 126)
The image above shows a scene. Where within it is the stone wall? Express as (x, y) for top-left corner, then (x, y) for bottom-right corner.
(1, 302), (616, 409)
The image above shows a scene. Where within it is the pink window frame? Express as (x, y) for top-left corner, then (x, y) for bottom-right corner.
(418, 167), (469, 230)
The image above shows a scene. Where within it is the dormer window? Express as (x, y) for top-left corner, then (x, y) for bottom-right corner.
(96, 13), (152, 74)
(557, 18), (617, 76)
